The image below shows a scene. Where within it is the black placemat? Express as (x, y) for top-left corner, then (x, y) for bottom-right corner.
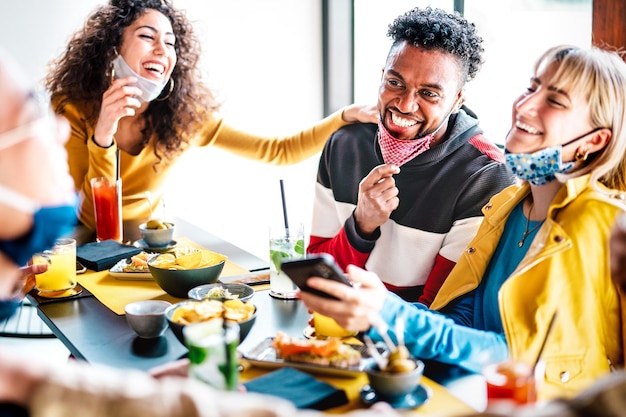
(244, 367), (348, 410)
(77, 240), (142, 271)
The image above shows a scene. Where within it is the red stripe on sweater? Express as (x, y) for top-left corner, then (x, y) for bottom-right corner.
(308, 231), (370, 272)
(468, 134), (505, 163)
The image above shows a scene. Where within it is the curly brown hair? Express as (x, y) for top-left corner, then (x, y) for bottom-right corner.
(45, 0), (219, 163)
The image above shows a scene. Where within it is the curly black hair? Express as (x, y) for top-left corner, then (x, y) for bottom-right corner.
(45, 0), (219, 163)
(387, 7), (484, 85)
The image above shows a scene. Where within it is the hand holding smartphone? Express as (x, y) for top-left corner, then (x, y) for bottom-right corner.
(281, 253), (351, 300)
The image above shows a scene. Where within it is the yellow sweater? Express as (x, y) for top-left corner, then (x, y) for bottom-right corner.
(58, 102), (349, 230)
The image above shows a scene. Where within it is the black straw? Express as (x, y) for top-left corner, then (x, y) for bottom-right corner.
(279, 179), (290, 238)
(116, 149), (121, 182)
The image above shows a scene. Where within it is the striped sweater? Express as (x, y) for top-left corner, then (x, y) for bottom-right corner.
(308, 110), (515, 305)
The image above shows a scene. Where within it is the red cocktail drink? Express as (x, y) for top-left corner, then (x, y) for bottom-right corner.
(484, 360), (536, 407)
(91, 177), (122, 242)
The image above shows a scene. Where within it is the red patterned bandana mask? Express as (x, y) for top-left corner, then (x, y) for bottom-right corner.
(377, 121), (434, 167)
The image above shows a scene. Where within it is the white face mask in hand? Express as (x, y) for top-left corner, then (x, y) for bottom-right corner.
(112, 55), (167, 102)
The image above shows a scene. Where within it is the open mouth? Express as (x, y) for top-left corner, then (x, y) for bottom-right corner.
(143, 62), (165, 77)
(390, 112), (418, 128)
(515, 121), (542, 135)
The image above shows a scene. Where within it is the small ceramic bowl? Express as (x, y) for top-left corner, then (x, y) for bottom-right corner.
(365, 358), (425, 401)
(124, 300), (171, 338)
(188, 283), (254, 303)
(139, 221), (175, 248)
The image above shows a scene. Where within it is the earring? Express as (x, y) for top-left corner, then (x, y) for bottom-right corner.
(575, 148), (589, 161)
(156, 78), (174, 101)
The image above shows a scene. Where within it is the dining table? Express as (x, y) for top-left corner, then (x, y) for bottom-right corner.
(28, 218), (486, 415)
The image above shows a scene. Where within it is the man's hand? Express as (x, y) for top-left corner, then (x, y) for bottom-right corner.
(354, 164), (401, 236)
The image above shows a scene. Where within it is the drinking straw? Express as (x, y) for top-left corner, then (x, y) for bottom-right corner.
(116, 149), (121, 182)
(279, 179), (290, 238)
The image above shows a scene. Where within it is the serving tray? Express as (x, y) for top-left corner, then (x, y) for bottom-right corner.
(243, 337), (376, 378)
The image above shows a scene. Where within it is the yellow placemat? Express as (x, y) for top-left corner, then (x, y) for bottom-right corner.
(77, 237), (250, 315)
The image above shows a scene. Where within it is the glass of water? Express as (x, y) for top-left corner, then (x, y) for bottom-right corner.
(269, 223), (304, 299)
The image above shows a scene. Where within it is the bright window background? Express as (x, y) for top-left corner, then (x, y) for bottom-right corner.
(1, 0), (591, 261)
(354, 0), (593, 144)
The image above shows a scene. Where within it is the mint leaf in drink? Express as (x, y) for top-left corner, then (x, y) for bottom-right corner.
(270, 250), (289, 272)
(294, 239), (305, 255)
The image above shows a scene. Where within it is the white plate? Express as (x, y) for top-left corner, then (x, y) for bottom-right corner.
(243, 337), (374, 378)
(109, 258), (153, 281)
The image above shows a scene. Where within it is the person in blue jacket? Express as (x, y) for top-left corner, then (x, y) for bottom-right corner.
(0, 48), (77, 320)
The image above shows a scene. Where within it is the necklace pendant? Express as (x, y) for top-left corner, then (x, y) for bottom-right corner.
(518, 238), (525, 248)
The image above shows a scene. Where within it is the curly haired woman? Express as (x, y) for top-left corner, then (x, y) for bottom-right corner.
(45, 0), (374, 232)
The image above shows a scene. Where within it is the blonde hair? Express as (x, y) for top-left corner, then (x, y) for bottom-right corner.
(536, 46), (626, 190)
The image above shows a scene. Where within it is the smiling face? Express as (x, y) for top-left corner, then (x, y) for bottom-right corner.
(378, 41), (464, 142)
(505, 62), (595, 161)
(118, 9), (176, 84)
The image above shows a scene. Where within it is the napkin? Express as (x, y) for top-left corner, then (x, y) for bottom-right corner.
(76, 240), (142, 271)
(244, 367), (348, 410)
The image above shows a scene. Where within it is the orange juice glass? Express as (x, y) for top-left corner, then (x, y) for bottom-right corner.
(32, 238), (77, 296)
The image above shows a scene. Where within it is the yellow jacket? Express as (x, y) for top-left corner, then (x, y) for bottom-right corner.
(58, 101), (350, 230)
(432, 175), (626, 400)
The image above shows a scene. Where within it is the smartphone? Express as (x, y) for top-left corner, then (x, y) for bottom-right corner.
(281, 253), (351, 300)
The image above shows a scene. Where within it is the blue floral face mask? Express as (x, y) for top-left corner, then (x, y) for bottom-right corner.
(505, 128), (602, 186)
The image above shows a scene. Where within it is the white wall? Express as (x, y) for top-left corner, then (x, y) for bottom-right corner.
(0, 1), (323, 262)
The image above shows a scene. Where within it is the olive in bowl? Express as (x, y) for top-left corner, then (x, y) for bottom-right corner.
(364, 357), (425, 401)
(139, 219), (175, 248)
